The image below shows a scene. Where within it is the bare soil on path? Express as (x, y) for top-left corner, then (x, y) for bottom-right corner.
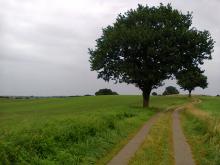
(107, 113), (161, 165)
(172, 107), (195, 165)
(108, 104), (196, 165)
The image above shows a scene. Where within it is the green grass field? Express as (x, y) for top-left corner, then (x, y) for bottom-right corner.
(0, 95), (188, 164)
(181, 96), (220, 165)
(197, 96), (220, 117)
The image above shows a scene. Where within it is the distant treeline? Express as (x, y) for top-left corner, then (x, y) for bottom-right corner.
(0, 95), (93, 99)
(1, 94), (219, 99)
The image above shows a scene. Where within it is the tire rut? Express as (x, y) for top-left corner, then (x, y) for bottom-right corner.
(172, 107), (195, 165)
(107, 113), (161, 165)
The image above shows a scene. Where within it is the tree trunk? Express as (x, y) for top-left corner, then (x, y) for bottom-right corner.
(142, 88), (151, 108)
(188, 90), (192, 97)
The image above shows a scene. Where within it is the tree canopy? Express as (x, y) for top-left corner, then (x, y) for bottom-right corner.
(95, 88), (118, 95)
(176, 69), (208, 97)
(152, 92), (158, 96)
(89, 4), (214, 107)
(163, 86), (179, 95)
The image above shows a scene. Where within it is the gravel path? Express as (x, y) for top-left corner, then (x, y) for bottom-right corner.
(107, 113), (161, 165)
(172, 107), (195, 165)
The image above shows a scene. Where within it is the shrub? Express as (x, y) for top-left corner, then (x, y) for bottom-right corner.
(95, 89), (118, 96)
(152, 92), (157, 96)
(163, 86), (179, 95)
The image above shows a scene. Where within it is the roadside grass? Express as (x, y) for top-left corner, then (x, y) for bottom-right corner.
(129, 112), (174, 165)
(197, 96), (220, 117)
(0, 95), (188, 164)
(181, 97), (220, 165)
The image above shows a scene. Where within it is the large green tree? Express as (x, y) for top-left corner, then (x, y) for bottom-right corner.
(176, 69), (208, 97)
(89, 4), (214, 107)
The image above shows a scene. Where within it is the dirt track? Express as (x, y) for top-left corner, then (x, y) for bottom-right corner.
(172, 107), (195, 165)
(108, 105), (196, 165)
(107, 113), (161, 165)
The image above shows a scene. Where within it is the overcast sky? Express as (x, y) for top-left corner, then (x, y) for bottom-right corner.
(0, 0), (219, 96)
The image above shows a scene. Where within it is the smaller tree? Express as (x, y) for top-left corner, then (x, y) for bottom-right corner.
(152, 92), (158, 96)
(95, 88), (118, 95)
(176, 70), (208, 97)
(163, 86), (179, 95)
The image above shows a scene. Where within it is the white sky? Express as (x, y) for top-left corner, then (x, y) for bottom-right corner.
(0, 0), (219, 96)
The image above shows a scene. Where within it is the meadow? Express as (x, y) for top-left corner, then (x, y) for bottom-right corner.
(197, 96), (220, 117)
(0, 95), (188, 164)
(181, 96), (220, 165)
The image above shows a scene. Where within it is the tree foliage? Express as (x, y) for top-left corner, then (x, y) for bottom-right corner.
(176, 69), (208, 97)
(95, 88), (118, 95)
(152, 92), (158, 96)
(89, 4), (214, 107)
(163, 86), (179, 95)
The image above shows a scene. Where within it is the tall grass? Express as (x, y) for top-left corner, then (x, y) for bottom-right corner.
(0, 109), (153, 164)
(181, 99), (220, 165)
(197, 96), (220, 117)
(0, 95), (188, 164)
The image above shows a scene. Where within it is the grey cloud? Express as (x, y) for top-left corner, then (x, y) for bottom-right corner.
(0, 0), (219, 96)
